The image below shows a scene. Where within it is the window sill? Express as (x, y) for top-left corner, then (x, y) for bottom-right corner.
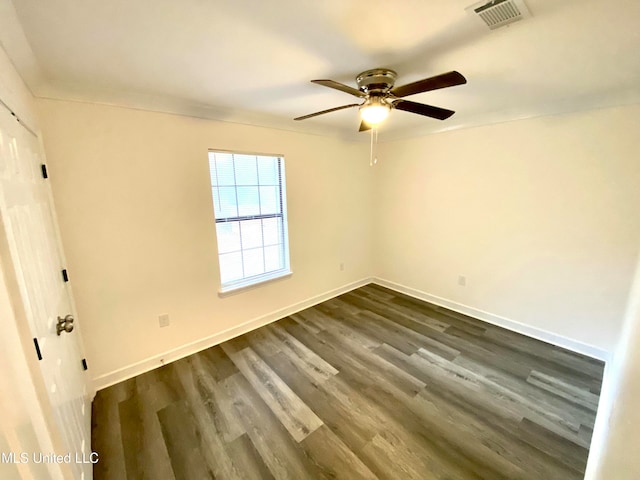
(218, 270), (292, 297)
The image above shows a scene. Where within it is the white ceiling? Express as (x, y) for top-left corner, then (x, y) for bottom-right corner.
(2, 0), (640, 141)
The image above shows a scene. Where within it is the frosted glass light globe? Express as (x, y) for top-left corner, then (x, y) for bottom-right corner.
(360, 104), (390, 125)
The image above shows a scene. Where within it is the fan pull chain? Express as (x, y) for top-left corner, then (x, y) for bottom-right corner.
(375, 128), (378, 165)
(369, 127), (379, 167)
(369, 127), (373, 166)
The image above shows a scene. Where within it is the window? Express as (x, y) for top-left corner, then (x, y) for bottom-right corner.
(208, 151), (291, 292)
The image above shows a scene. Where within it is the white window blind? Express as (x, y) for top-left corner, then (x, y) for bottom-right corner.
(208, 151), (291, 292)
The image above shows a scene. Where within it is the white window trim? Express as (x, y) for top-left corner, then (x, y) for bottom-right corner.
(218, 269), (293, 296)
(209, 149), (291, 294)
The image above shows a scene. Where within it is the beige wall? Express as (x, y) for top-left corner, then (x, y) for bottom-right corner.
(375, 105), (640, 354)
(37, 96), (640, 386)
(37, 99), (373, 385)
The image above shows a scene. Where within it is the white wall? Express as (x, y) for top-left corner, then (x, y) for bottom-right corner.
(37, 99), (373, 387)
(375, 105), (640, 355)
(585, 250), (640, 479)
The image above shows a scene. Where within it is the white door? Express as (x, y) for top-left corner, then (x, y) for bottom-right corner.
(0, 106), (91, 479)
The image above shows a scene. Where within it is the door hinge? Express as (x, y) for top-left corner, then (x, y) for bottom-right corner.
(81, 358), (88, 371)
(41, 164), (48, 179)
(62, 269), (69, 282)
(33, 338), (43, 361)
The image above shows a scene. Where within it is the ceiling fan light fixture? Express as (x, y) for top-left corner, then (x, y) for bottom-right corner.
(296, 68), (465, 129)
(360, 98), (390, 125)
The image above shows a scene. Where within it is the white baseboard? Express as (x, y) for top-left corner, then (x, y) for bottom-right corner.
(92, 277), (373, 390)
(94, 275), (611, 390)
(372, 277), (611, 362)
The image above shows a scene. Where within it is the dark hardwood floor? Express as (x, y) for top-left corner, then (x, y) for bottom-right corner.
(92, 283), (604, 479)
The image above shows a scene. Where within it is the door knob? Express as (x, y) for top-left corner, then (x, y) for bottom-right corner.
(56, 315), (74, 336)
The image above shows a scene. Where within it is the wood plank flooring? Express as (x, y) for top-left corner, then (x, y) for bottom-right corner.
(92, 284), (604, 479)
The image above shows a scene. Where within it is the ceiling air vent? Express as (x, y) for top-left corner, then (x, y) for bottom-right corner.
(467, 0), (531, 30)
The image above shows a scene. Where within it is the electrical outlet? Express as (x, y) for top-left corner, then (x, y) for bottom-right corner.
(458, 275), (467, 286)
(159, 314), (170, 328)
(340, 262), (345, 271)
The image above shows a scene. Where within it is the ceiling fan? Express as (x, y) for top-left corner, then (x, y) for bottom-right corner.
(294, 69), (467, 131)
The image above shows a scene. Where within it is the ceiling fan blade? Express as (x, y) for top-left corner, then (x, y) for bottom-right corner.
(294, 103), (359, 121)
(391, 71), (466, 98)
(359, 121), (372, 132)
(311, 79), (366, 98)
(393, 100), (455, 120)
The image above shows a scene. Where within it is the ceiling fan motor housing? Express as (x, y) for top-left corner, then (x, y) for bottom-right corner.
(356, 69), (397, 94)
